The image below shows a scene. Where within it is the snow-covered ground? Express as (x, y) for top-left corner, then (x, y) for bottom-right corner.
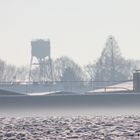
(0, 83), (86, 95)
(88, 81), (133, 93)
(0, 81), (134, 95)
(0, 116), (140, 140)
(27, 91), (60, 96)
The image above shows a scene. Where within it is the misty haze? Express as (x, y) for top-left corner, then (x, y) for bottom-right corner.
(0, 0), (140, 140)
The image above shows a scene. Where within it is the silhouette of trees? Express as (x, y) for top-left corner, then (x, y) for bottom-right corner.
(3, 64), (16, 82)
(84, 63), (96, 81)
(0, 59), (28, 82)
(54, 56), (84, 81)
(60, 67), (82, 82)
(85, 35), (138, 83)
(16, 66), (29, 82)
(1, 35), (140, 84)
(94, 35), (127, 81)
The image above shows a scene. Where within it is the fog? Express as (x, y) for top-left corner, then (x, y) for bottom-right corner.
(0, 94), (140, 117)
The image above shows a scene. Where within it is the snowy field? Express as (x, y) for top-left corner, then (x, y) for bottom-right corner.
(0, 116), (140, 140)
(0, 81), (133, 95)
(89, 81), (133, 93)
(0, 86), (140, 139)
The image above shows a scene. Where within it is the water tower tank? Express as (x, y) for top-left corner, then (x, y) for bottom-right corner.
(31, 39), (50, 59)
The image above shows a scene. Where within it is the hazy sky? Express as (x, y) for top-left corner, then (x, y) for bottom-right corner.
(0, 0), (140, 66)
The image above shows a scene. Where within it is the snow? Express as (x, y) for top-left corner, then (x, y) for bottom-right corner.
(0, 116), (140, 140)
(27, 91), (62, 96)
(88, 81), (133, 93)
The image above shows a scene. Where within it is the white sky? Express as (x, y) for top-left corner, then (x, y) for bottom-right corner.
(0, 0), (140, 66)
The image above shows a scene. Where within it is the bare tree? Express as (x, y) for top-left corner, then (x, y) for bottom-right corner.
(84, 63), (96, 81)
(3, 64), (16, 82)
(94, 35), (128, 82)
(84, 35), (137, 88)
(54, 56), (84, 81)
(16, 66), (29, 82)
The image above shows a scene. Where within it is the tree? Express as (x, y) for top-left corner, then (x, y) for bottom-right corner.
(53, 56), (84, 91)
(0, 59), (17, 82)
(84, 63), (96, 81)
(54, 56), (84, 81)
(84, 35), (136, 87)
(43, 59), (54, 81)
(16, 66), (29, 82)
(93, 35), (129, 82)
(60, 67), (82, 82)
(3, 64), (16, 82)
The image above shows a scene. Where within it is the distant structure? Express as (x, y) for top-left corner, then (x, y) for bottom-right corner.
(29, 39), (53, 82)
(133, 70), (140, 92)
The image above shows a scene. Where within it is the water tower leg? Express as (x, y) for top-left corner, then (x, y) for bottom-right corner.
(50, 59), (54, 82)
(29, 56), (33, 82)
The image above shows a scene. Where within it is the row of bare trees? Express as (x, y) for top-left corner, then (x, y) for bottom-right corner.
(0, 59), (28, 82)
(84, 36), (140, 82)
(0, 35), (140, 83)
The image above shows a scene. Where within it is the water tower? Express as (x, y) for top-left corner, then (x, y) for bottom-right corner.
(29, 39), (53, 82)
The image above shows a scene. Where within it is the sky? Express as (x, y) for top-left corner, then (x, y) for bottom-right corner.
(0, 0), (140, 66)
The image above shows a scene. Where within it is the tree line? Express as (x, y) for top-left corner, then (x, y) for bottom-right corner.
(0, 35), (140, 83)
